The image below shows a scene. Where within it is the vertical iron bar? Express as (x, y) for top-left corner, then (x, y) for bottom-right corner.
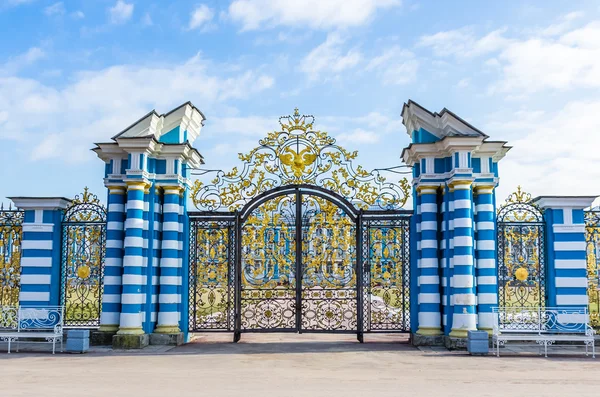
(356, 210), (364, 342)
(234, 212), (242, 342)
(295, 188), (302, 332)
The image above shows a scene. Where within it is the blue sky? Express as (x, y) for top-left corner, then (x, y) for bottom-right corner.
(1, 0), (600, 207)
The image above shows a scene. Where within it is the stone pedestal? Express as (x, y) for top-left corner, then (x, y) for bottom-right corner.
(444, 336), (468, 350)
(91, 331), (116, 346)
(411, 333), (445, 347)
(66, 329), (90, 353)
(112, 333), (150, 349)
(150, 332), (184, 346)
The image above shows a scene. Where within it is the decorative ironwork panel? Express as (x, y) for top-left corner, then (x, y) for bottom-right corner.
(191, 108), (410, 212)
(362, 217), (411, 332)
(300, 195), (357, 331)
(585, 209), (600, 328)
(61, 188), (107, 327)
(188, 219), (235, 331)
(0, 207), (23, 307)
(241, 194), (297, 330)
(497, 186), (546, 314)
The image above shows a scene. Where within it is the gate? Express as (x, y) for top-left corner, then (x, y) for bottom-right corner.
(188, 109), (412, 340)
(60, 188), (107, 327)
(0, 205), (23, 306)
(497, 186), (546, 311)
(585, 209), (600, 328)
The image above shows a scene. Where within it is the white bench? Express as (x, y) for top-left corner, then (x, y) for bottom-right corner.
(0, 306), (64, 354)
(492, 307), (595, 358)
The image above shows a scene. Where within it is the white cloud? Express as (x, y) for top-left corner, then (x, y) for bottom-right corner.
(300, 33), (362, 81)
(540, 11), (584, 36)
(70, 10), (84, 19)
(455, 78), (470, 88)
(44, 2), (64, 16)
(188, 4), (214, 31)
(336, 128), (380, 144)
(486, 100), (600, 202)
(228, 0), (400, 31)
(142, 12), (153, 26)
(417, 27), (509, 58)
(366, 46), (418, 85)
(0, 47), (45, 75)
(0, 54), (275, 162)
(108, 0), (133, 24)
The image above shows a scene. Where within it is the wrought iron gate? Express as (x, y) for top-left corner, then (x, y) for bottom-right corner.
(497, 186), (546, 310)
(585, 209), (600, 328)
(188, 109), (412, 340)
(60, 188), (107, 327)
(0, 206), (23, 307)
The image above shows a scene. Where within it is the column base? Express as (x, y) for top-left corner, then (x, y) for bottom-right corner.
(116, 326), (145, 335)
(479, 327), (493, 336)
(91, 331), (117, 346)
(416, 327), (443, 336)
(153, 325), (181, 334)
(112, 334), (149, 349)
(150, 332), (184, 346)
(449, 328), (473, 338)
(444, 336), (469, 350)
(411, 333), (445, 347)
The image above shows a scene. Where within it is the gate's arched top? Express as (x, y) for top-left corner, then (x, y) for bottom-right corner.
(191, 108), (410, 212)
(497, 185), (544, 223)
(63, 187), (107, 223)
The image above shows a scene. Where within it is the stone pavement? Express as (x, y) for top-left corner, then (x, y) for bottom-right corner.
(0, 333), (599, 397)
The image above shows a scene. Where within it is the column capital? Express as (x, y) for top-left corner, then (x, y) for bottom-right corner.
(448, 179), (473, 190)
(416, 185), (439, 195)
(125, 180), (151, 191)
(106, 185), (127, 194)
(9, 197), (71, 211)
(473, 184), (495, 194)
(531, 196), (597, 210)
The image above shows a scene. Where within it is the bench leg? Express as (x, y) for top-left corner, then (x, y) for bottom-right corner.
(7, 339), (11, 354)
(60, 337), (63, 353)
(544, 341), (548, 358)
(496, 341), (500, 357)
(52, 338), (56, 355)
(586, 343), (589, 356)
(593, 342), (596, 359)
(16, 339), (19, 353)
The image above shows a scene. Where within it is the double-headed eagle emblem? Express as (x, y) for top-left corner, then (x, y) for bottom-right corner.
(279, 146), (317, 178)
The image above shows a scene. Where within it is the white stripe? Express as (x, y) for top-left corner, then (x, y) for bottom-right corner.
(452, 275), (474, 288)
(127, 200), (144, 210)
(556, 295), (588, 305)
(453, 255), (473, 266)
(477, 276), (497, 285)
(556, 277), (588, 288)
(477, 293), (497, 305)
(106, 240), (124, 249)
(101, 294), (121, 303)
(159, 294), (182, 304)
(421, 240), (437, 249)
(420, 203), (437, 213)
(554, 259), (586, 269)
(122, 274), (144, 285)
(22, 224), (53, 233)
(453, 218), (472, 228)
(108, 203), (125, 213)
(477, 259), (495, 269)
(121, 294), (145, 304)
(476, 221), (494, 230)
(103, 276), (122, 285)
(416, 224), (421, 233)
(21, 257), (52, 267)
(419, 276), (439, 285)
(453, 236), (473, 247)
(20, 274), (51, 284)
(162, 240), (179, 250)
(452, 293), (476, 306)
(555, 241), (586, 251)
(124, 236), (144, 247)
(160, 276), (182, 285)
(125, 218), (144, 229)
(164, 203), (180, 213)
(162, 222), (179, 232)
(451, 313), (477, 330)
(418, 293), (440, 304)
(21, 240), (53, 250)
(107, 221), (124, 231)
(476, 204), (494, 212)
(421, 221), (437, 231)
(420, 258), (438, 268)
(418, 312), (441, 328)
(100, 312), (120, 325)
(19, 291), (50, 302)
(105, 257), (123, 267)
(123, 255), (144, 267)
(159, 258), (179, 268)
(478, 312), (495, 330)
(476, 240), (495, 250)
(453, 199), (471, 209)
(157, 312), (179, 326)
(119, 313), (143, 329)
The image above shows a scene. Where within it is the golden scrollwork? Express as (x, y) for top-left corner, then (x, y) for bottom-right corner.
(0, 209), (23, 307)
(191, 109), (410, 212)
(497, 186), (543, 223)
(585, 210), (600, 328)
(64, 187), (107, 223)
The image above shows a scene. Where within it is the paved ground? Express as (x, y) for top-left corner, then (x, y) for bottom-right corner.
(0, 333), (599, 397)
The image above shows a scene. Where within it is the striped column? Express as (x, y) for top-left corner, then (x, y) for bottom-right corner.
(154, 185), (183, 334)
(150, 187), (162, 330)
(416, 185), (442, 335)
(447, 186), (455, 332)
(99, 186), (126, 332)
(441, 187), (452, 333)
(474, 185), (497, 333)
(10, 198), (70, 307)
(117, 181), (148, 335)
(449, 180), (477, 337)
(141, 184), (150, 331)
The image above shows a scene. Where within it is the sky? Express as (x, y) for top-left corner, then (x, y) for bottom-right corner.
(1, 0), (600, 209)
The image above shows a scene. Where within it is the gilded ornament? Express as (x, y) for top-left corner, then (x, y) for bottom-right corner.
(515, 267), (528, 281)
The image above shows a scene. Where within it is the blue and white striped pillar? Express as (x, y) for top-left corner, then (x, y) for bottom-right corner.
(10, 198), (70, 306)
(154, 185), (183, 334)
(117, 181), (148, 335)
(473, 185), (497, 333)
(150, 186), (162, 330)
(449, 180), (477, 337)
(534, 196), (596, 311)
(416, 185), (442, 336)
(441, 187), (452, 333)
(99, 186), (126, 332)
